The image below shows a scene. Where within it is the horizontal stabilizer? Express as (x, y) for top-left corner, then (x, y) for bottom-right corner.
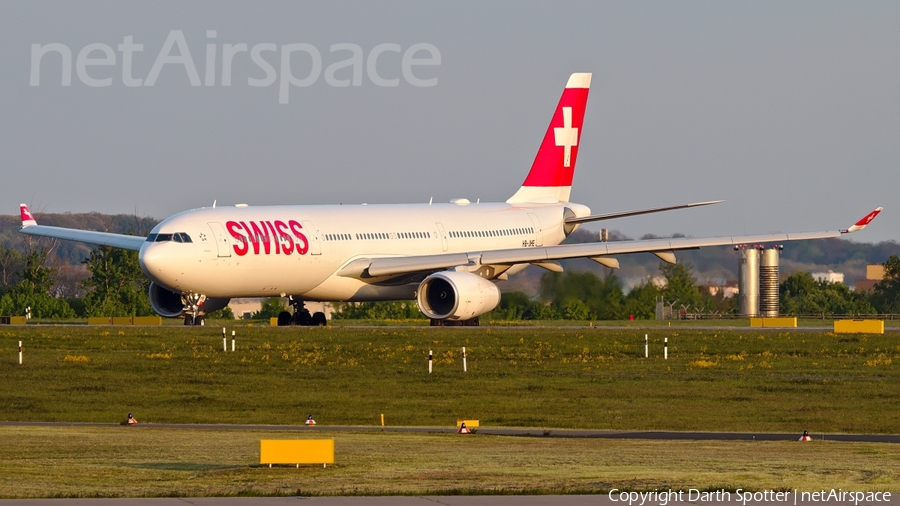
(566, 200), (724, 225)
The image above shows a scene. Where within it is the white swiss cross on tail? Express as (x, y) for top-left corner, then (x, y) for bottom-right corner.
(554, 107), (578, 167)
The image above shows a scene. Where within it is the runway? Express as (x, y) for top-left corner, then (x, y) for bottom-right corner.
(2, 421), (897, 443)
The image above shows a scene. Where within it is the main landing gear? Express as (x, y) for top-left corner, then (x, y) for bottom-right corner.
(277, 298), (327, 327)
(430, 318), (479, 327)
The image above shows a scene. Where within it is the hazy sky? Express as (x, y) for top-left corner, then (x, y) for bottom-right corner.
(1, 1), (897, 243)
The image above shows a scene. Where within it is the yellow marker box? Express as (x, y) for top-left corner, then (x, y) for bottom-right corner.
(456, 420), (479, 428)
(750, 317), (797, 328)
(132, 316), (162, 326)
(834, 320), (884, 334)
(260, 439), (334, 466)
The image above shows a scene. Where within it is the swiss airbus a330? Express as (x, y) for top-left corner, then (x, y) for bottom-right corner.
(20, 73), (882, 325)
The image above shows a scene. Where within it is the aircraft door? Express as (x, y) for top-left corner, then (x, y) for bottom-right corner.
(208, 222), (232, 257)
(436, 223), (448, 252)
(301, 220), (322, 255)
(528, 213), (544, 247)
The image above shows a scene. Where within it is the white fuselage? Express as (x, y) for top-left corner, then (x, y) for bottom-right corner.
(138, 200), (589, 301)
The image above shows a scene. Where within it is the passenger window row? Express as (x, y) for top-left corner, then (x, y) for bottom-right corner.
(323, 232), (435, 241)
(352, 232), (431, 240)
(322, 228), (531, 242)
(449, 227), (532, 239)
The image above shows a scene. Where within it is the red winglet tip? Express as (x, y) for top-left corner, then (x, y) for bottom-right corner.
(20, 204), (37, 225)
(844, 207), (882, 233)
(855, 207), (882, 227)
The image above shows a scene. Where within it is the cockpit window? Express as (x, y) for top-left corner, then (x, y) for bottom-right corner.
(148, 232), (192, 243)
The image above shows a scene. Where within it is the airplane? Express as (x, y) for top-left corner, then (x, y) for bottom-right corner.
(19, 73), (882, 326)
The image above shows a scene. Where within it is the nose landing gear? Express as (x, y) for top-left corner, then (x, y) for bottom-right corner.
(184, 314), (205, 326)
(183, 293), (206, 326)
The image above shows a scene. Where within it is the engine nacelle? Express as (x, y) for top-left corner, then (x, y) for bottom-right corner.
(148, 282), (230, 318)
(416, 271), (501, 321)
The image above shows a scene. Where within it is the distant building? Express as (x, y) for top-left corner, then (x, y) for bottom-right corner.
(226, 298), (332, 320)
(702, 280), (738, 298)
(855, 264), (885, 292)
(811, 271), (844, 284)
(228, 298), (263, 319)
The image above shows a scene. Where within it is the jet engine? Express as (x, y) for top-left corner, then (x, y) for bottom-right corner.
(148, 282), (230, 318)
(416, 271), (501, 321)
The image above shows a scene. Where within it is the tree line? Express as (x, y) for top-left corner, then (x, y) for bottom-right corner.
(2, 234), (899, 320)
(0, 240), (151, 318)
(333, 256), (900, 321)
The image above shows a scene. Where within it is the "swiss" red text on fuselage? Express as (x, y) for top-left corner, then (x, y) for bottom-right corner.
(225, 220), (309, 256)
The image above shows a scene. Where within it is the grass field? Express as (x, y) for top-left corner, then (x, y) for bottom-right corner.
(23, 317), (900, 327)
(0, 426), (897, 498)
(1, 326), (897, 432)
(1, 325), (898, 498)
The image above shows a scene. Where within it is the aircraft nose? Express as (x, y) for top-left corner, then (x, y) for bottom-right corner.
(140, 235), (207, 291)
(139, 243), (179, 284)
(139, 243), (162, 277)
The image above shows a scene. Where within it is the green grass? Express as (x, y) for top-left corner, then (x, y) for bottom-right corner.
(24, 316), (900, 328)
(0, 426), (897, 498)
(1, 326), (898, 433)
(1, 326), (898, 498)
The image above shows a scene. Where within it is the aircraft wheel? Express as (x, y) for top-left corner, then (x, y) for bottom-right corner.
(311, 311), (327, 326)
(430, 318), (479, 326)
(277, 311), (292, 326)
(293, 310), (311, 326)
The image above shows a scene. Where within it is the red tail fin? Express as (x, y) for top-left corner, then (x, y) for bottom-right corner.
(508, 73), (591, 203)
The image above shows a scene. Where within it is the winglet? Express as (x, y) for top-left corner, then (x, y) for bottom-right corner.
(842, 207), (882, 233)
(20, 204), (37, 228)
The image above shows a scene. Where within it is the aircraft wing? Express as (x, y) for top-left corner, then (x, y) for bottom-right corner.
(362, 208), (883, 278)
(18, 204), (146, 251)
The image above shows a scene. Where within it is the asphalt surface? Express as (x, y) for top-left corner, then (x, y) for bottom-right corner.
(2, 421), (897, 443)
